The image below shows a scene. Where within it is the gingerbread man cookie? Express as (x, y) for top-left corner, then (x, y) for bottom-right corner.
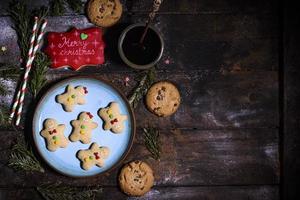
(40, 119), (69, 152)
(70, 112), (98, 144)
(56, 85), (88, 112)
(98, 102), (127, 133)
(77, 142), (110, 170)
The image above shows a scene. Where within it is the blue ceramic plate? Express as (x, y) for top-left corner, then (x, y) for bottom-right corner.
(32, 77), (135, 177)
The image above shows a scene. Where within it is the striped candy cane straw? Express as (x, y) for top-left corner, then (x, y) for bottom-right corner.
(15, 19), (48, 126)
(9, 17), (39, 122)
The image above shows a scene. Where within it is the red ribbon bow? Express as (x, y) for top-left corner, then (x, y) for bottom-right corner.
(110, 118), (118, 124)
(86, 112), (93, 119)
(83, 87), (88, 94)
(94, 152), (100, 160)
(49, 129), (57, 135)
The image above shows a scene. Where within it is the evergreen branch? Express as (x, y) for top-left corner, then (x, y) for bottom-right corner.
(50, 0), (65, 16)
(9, 1), (31, 61)
(66, 0), (83, 13)
(143, 127), (160, 160)
(50, 0), (83, 15)
(8, 136), (45, 173)
(0, 63), (20, 97)
(29, 52), (51, 97)
(0, 63), (21, 78)
(37, 183), (102, 200)
(0, 106), (11, 127)
(128, 67), (156, 108)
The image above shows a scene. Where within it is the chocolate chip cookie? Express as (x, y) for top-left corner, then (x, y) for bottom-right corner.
(119, 161), (154, 196)
(146, 81), (181, 117)
(87, 0), (122, 27)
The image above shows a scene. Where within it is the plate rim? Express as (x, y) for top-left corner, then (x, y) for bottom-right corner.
(32, 76), (136, 178)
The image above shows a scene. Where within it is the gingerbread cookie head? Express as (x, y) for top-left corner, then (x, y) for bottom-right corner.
(70, 112), (98, 144)
(40, 118), (69, 152)
(98, 102), (127, 133)
(87, 0), (123, 27)
(77, 142), (110, 170)
(56, 85), (88, 112)
(119, 161), (154, 196)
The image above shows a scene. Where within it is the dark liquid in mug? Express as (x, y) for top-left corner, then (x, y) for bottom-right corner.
(122, 26), (162, 66)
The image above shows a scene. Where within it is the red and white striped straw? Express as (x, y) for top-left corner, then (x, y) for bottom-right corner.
(15, 19), (48, 126)
(9, 17), (39, 122)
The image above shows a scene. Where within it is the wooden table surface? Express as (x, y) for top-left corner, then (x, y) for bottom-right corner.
(0, 0), (299, 199)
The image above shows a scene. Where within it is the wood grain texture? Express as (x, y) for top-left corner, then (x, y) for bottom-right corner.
(0, 186), (279, 200)
(0, 128), (279, 187)
(0, 0), (279, 16)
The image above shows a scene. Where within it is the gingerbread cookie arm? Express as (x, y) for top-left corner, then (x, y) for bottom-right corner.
(69, 132), (80, 142)
(75, 87), (86, 105)
(47, 143), (58, 152)
(99, 146), (110, 159)
(91, 122), (98, 129)
(41, 129), (48, 138)
(90, 142), (99, 150)
(95, 159), (105, 167)
(77, 150), (86, 160)
(76, 97), (86, 105)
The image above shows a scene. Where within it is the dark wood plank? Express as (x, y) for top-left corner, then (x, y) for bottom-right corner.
(283, 1), (300, 199)
(0, 188), (42, 200)
(0, 70), (278, 130)
(0, 13), (278, 71)
(127, 0), (278, 14)
(0, 128), (279, 187)
(0, 0), (279, 16)
(0, 185), (279, 200)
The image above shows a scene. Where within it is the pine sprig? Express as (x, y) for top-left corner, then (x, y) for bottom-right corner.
(0, 106), (10, 126)
(50, 0), (65, 16)
(66, 0), (83, 13)
(9, 1), (49, 97)
(143, 127), (160, 160)
(8, 136), (45, 173)
(128, 67), (156, 108)
(0, 64), (20, 124)
(0, 63), (20, 78)
(29, 52), (51, 97)
(9, 1), (31, 61)
(37, 183), (102, 200)
(50, 0), (83, 15)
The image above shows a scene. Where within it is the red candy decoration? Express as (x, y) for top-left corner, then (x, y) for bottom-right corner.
(94, 152), (100, 160)
(44, 27), (105, 71)
(49, 129), (57, 135)
(110, 118), (118, 124)
(83, 87), (88, 94)
(86, 112), (93, 119)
